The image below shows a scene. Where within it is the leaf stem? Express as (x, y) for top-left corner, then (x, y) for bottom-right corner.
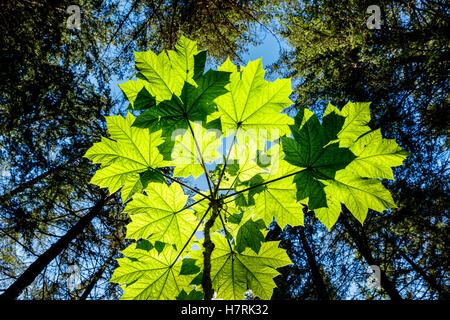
(173, 197), (206, 214)
(186, 120), (214, 196)
(170, 205), (212, 267)
(218, 208), (234, 252)
(154, 169), (212, 200)
(220, 169), (306, 200)
(214, 129), (238, 198)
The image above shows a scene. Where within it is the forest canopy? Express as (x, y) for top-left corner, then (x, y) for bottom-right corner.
(0, 0), (448, 300)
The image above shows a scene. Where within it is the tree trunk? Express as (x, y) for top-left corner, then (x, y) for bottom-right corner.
(201, 205), (219, 300)
(340, 215), (402, 300)
(298, 226), (330, 300)
(79, 252), (115, 300)
(0, 162), (70, 202)
(0, 193), (109, 300)
(398, 250), (449, 299)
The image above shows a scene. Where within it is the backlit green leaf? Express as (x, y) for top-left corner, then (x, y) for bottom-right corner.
(84, 112), (165, 201)
(215, 58), (294, 137)
(124, 182), (199, 250)
(191, 233), (291, 300)
(111, 243), (195, 300)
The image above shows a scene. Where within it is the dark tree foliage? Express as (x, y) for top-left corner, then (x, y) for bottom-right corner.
(0, 0), (278, 299)
(0, 0), (447, 300)
(269, 0), (449, 299)
(0, 0), (128, 299)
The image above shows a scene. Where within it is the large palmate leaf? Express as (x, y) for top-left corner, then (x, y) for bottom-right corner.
(347, 129), (409, 180)
(123, 182), (199, 250)
(133, 35), (200, 101)
(327, 101), (372, 148)
(281, 107), (355, 210)
(111, 243), (195, 300)
(190, 233), (291, 300)
(132, 70), (230, 136)
(215, 58), (294, 137)
(84, 112), (165, 201)
(320, 171), (397, 224)
(283, 104), (407, 228)
(318, 103), (406, 227)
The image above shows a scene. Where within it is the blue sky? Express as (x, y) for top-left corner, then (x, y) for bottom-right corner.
(242, 30), (289, 69)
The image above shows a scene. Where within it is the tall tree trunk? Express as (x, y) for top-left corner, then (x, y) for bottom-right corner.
(79, 252), (115, 300)
(0, 162), (71, 202)
(398, 250), (449, 299)
(298, 226), (330, 300)
(0, 193), (109, 300)
(340, 215), (402, 300)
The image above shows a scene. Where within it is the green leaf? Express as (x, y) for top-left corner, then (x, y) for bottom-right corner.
(180, 258), (201, 275)
(176, 289), (204, 300)
(234, 218), (266, 254)
(193, 50), (207, 80)
(119, 78), (156, 111)
(313, 192), (342, 231)
(235, 144), (303, 229)
(168, 35), (201, 88)
(84, 112), (165, 201)
(136, 239), (153, 251)
(134, 36), (201, 101)
(132, 96), (186, 135)
(292, 170), (327, 210)
(182, 69), (231, 118)
(123, 182), (199, 250)
(154, 241), (166, 254)
(111, 243), (195, 300)
(132, 70), (230, 135)
(170, 121), (222, 179)
(313, 104), (406, 226)
(320, 170), (397, 224)
(215, 58), (294, 137)
(190, 272), (203, 286)
(282, 104), (407, 227)
(282, 108), (356, 209)
(347, 129), (409, 180)
(191, 233), (291, 300)
(322, 103), (346, 142)
(139, 168), (166, 187)
(252, 184), (304, 229)
(333, 101), (372, 148)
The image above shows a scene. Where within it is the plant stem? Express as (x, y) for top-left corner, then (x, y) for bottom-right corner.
(201, 203), (219, 300)
(186, 119), (214, 195)
(214, 129), (237, 197)
(218, 209), (233, 252)
(170, 205), (212, 267)
(154, 169), (212, 200)
(221, 169), (306, 200)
